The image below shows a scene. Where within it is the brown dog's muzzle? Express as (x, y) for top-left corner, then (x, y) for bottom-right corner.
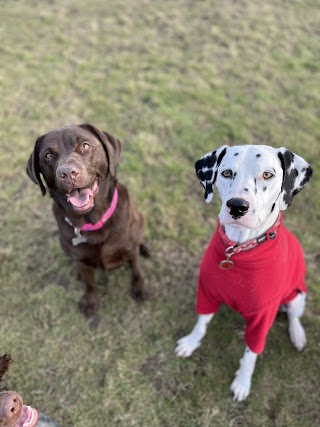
(55, 157), (99, 213)
(56, 164), (80, 187)
(55, 154), (89, 191)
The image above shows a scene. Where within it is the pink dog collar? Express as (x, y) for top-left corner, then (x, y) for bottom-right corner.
(64, 187), (119, 246)
(80, 187), (118, 232)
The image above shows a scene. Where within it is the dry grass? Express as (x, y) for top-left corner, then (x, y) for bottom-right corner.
(0, 0), (319, 426)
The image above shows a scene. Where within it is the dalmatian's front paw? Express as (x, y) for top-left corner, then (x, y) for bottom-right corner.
(289, 317), (307, 351)
(230, 368), (252, 402)
(175, 334), (201, 358)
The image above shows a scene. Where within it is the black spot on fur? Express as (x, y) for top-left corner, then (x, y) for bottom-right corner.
(256, 154), (261, 158)
(263, 187), (267, 191)
(198, 169), (213, 182)
(195, 147), (228, 201)
(217, 148), (227, 165)
(197, 170), (205, 181)
(244, 188), (248, 192)
(278, 150), (312, 206)
(234, 152), (239, 156)
(204, 186), (211, 200)
(300, 166), (313, 187)
(278, 151), (297, 206)
(206, 170), (213, 181)
(213, 147), (227, 183)
(195, 152), (217, 174)
(271, 203), (275, 213)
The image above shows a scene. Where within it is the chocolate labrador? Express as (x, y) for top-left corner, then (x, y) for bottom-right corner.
(27, 124), (150, 317)
(0, 354), (38, 427)
(0, 354), (60, 427)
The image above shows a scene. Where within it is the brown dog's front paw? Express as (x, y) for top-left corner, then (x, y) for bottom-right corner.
(131, 282), (150, 301)
(78, 294), (98, 318)
(139, 243), (151, 258)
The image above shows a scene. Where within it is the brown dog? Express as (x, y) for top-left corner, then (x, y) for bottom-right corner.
(0, 354), (38, 427)
(0, 354), (59, 427)
(27, 124), (150, 318)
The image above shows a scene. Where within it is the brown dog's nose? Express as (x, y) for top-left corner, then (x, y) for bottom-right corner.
(0, 393), (21, 419)
(57, 165), (80, 181)
(227, 198), (250, 219)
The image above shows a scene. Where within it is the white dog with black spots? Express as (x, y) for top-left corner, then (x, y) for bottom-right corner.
(175, 145), (312, 401)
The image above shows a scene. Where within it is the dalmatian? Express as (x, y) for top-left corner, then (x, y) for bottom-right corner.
(175, 145), (313, 401)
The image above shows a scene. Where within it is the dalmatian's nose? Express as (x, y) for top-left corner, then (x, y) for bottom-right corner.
(226, 198), (250, 219)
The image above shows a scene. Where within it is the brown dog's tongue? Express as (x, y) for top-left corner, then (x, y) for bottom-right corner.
(15, 405), (38, 427)
(67, 188), (92, 208)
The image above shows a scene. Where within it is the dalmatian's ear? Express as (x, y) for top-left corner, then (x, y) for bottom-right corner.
(195, 146), (228, 203)
(277, 148), (313, 210)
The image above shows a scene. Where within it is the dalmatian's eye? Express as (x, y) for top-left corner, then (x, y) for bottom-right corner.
(221, 169), (233, 178)
(263, 171), (274, 180)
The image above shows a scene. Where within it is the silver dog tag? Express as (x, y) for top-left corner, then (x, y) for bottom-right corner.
(72, 228), (87, 246)
(72, 235), (87, 246)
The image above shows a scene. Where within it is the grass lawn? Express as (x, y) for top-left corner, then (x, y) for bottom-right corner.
(0, 0), (319, 426)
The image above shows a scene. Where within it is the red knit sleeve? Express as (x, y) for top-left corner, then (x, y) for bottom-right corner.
(243, 296), (282, 354)
(196, 274), (220, 315)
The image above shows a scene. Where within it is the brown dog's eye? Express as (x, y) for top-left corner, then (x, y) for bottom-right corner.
(82, 142), (90, 150)
(263, 171), (274, 180)
(221, 169), (233, 178)
(44, 152), (53, 160)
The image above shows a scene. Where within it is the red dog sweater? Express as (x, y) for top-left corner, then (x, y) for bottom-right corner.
(196, 216), (307, 354)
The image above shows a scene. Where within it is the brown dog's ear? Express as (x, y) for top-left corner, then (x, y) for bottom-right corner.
(79, 124), (122, 177)
(26, 135), (47, 196)
(0, 354), (12, 382)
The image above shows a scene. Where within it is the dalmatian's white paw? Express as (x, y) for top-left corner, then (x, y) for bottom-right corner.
(289, 317), (307, 351)
(230, 369), (252, 402)
(175, 334), (201, 358)
(230, 347), (257, 402)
